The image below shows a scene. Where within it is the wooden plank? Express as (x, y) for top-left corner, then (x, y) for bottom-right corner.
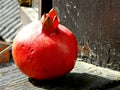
(53, 0), (120, 70)
(0, 60), (120, 90)
(0, 41), (11, 63)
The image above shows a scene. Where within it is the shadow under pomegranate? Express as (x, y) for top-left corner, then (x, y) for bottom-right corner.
(28, 72), (120, 90)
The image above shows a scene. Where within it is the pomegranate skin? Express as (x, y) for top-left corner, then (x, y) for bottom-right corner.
(12, 9), (78, 80)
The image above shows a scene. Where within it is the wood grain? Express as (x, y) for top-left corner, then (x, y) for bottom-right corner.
(0, 60), (120, 90)
(53, 0), (120, 70)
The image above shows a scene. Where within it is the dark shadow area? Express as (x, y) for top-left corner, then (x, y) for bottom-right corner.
(28, 72), (120, 90)
(41, 0), (52, 15)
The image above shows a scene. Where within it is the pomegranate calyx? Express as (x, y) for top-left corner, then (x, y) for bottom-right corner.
(42, 8), (59, 34)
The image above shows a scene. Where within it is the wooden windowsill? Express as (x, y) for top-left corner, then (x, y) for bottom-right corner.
(0, 60), (120, 89)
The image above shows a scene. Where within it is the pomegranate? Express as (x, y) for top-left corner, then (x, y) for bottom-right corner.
(12, 8), (78, 80)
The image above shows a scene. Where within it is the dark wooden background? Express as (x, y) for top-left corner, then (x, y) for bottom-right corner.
(53, 0), (120, 70)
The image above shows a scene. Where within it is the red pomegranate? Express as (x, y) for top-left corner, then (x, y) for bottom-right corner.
(12, 8), (78, 80)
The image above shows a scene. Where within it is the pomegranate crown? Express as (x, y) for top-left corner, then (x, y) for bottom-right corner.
(41, 8), (60, 34)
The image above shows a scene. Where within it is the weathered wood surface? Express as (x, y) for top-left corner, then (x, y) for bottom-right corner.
(0, 60), (120, 90)
(53, 0), (120, 70)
